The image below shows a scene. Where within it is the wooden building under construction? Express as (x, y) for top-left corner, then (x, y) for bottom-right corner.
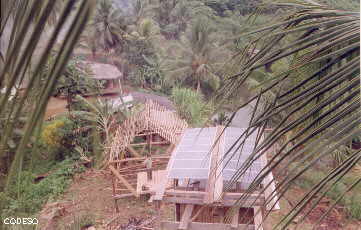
(151, 126), (280, 230)
(106, 100), (188, 209)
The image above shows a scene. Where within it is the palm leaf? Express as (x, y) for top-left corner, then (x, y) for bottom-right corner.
(217, 2), (360, 228)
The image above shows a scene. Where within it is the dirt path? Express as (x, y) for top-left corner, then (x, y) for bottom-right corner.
(45, 97), (68, 119)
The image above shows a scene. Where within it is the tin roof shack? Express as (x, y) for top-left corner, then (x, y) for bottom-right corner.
(151, 127), (280, 230)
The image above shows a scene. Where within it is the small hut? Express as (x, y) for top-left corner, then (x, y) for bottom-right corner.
(151, 126), (280, 230)
(86, 62), (123, 91)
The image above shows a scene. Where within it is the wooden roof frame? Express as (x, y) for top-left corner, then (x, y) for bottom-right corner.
(107, 100), (188, 162)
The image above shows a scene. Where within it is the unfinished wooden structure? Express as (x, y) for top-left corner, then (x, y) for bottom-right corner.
(151, 127), (280, 230)
(107, 100), (187, 210)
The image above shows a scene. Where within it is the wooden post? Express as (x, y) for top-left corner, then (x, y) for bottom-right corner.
(144, 157), (153, 180)
(148, 133), (152, 156)
(111, 173), (119, 213)
(176, 203), (181, 221)
(231, 208), (240, 229)
(155, 200), (162, 230)
(254, 206), (263, 230)
(179, 204), (194, 229)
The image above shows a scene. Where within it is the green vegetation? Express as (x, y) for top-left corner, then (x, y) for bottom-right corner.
(171, 87), (212, 126)
(0, 159), (85, 218)
(0, 0), (360, 229)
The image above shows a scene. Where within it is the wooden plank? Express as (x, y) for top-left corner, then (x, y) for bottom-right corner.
(108, 155), (170, 163)
(151, 189), (264, 200)
(109, 165), (138, 197)
(231, 208), (240, 229)
(162, 197), (264, 207)
(161, 221), (255, 230)
(253, 207), (263, 230)
(135, 132), (157, 137)
(130, 141), (169, 146)
(179, 204), (194, 230)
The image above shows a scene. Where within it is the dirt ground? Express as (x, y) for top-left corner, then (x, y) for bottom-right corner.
(45, 169), (173, 230)
(38, 169), (361, 230)
(45, 97), (69, 119)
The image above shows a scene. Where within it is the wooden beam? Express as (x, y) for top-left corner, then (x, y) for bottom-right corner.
(152, 189), (264, 201)
(130, 141), (169, 146)
(253, 207), (263, 230)
(160, 221), (255, 230)
(148, 133), (152, 155)
(214, 127), (224, 202)
(108, 155), (170, 164)
(161, 196), (264, 207)
(109, 165), (138, 197)
(204, 126), (223, 204)
(231, 208), (240, 229)
(127, 145), (142, 157)
(136, 132), (157, 137)
(155, 201), (162, 230)
(179, 204), (194, 230)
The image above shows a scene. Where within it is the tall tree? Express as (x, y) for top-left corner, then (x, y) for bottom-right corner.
(162, 17), (228, 93)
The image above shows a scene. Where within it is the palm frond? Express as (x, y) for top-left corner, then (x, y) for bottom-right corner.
(217, 2), (360, 228)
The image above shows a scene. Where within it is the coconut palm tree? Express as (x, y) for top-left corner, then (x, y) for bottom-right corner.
(162, 17), (228, 93)
(92, 0), (128, 54)
(218, 1), (360, 228)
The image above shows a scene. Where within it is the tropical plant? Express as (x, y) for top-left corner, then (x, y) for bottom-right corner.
(217, 1), (360, 228)
(171, 87), (212, 126)
(0, 0), (95, 211)
(70, 95), (131, 166)
(92, 0), (128, 53)
(162, 17), (228, 93)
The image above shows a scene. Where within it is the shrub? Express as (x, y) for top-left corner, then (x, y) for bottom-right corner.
(41, 117), (76, 160)
(171, 87), (212, 126)
(1, 159), (85, 219)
